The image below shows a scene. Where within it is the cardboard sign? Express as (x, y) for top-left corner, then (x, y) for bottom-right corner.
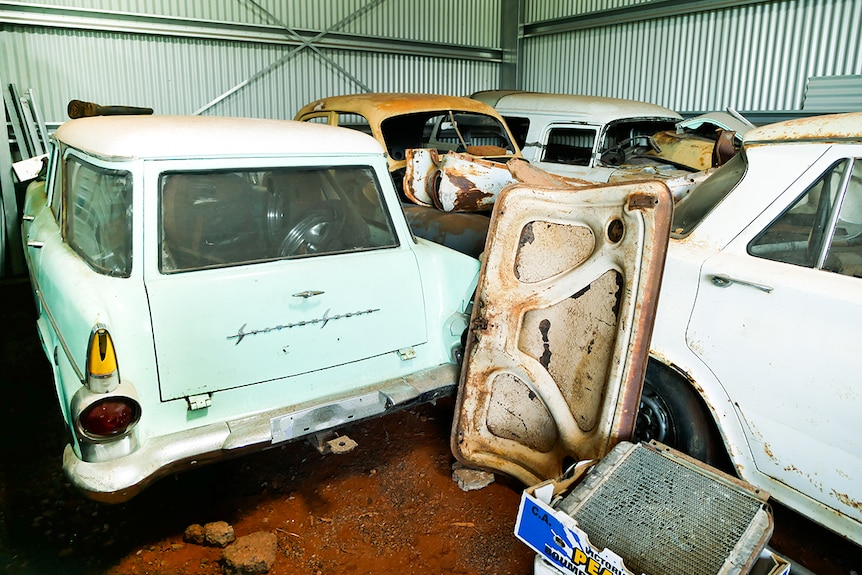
(514, 488), (637, 575)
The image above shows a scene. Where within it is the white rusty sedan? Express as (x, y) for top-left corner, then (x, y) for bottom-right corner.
(636, 112), (862, 546)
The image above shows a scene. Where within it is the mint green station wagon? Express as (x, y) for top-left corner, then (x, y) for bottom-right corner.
(21, 115), (480, 502)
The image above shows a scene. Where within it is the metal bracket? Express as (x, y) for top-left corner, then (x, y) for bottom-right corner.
(186, 393), (212, 411)
(397, 347), (416, 360)
(309, 431), (358, 455)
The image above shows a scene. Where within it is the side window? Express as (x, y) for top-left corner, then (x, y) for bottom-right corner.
(749, 158), (862, 278)
(159, 166), (398, 273)
(542, 127), (597, 166)
(64, 156), (133, 277)
(335, 113), (372, 136)
(49, 144), (63, 222)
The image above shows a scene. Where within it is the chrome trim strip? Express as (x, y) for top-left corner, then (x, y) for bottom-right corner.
(25, 255), (85, 383)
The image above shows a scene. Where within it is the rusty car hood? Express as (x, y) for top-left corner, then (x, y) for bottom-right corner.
(451, 180), (672, 485)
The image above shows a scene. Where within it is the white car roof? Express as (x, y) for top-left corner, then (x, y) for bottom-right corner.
(744, 112), (862, 145)
(472, 91), (681, 124)
(54, 115), (385, 160)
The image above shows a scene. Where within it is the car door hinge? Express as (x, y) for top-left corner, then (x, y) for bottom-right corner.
(186, 393), (212, 411)
(397, 347), (416, 361)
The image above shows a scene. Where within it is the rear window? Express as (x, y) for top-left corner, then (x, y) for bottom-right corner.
(159, 166), (398, 273)
(671, 152), (747, 237)
(65, 155), (133, 277)
(380, 111), (515, 161)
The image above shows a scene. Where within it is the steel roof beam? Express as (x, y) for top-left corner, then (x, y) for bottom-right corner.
(523, 0), (773, 38)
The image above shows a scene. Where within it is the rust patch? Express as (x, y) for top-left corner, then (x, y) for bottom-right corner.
(519, 222), (535, 246)
(538, 319), (551, 369)
(831, 490), (862, 512)
(712, 129), (739, 166)
(627, 192), (659, 210)
(449, 175), (494, 212)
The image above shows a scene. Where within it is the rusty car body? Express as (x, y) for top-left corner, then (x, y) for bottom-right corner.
(473, 91), (751, 204)
(295, 93), (523, 255)
(451, 179), (673, 485)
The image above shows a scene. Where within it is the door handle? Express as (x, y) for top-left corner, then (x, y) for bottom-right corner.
(293, 290), (324, 298)
(27, 240), (45, 249)
(709, 274), (773, 293)
(22, 215), (35, 222)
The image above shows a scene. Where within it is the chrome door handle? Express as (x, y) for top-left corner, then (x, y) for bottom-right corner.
(27, 240), (45, 249)
(22, 215), (35, 222)
(709, 274), (773, 293)
(293, 290), (324, 298)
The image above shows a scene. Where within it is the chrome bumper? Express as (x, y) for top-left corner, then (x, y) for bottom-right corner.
(63, 364), (459, 503)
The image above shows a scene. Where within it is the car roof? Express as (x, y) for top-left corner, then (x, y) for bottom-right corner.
(471, 90), (682, 124)
(744, 112), (862, 145)
(294, 93), (506, 120)
(54, 115), (385, 160)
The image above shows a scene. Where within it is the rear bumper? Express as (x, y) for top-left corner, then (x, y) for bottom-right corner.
(63, 363), (459, 503)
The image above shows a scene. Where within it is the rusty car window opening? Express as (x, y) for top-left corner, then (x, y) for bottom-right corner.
(601, 119), (678, 163)
(502, 115), (530, 149)
(542, 127), (596, 166)
(64, 155), (133, 277)
(380, 111), (515, 162)
(158, 166), (398, 273)
(334, 112), (372, 136)
(671, 151), (747, 237)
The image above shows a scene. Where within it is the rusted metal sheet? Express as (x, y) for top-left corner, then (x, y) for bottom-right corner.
(404, 149), (518, 212)
(645, 129), (740, 171)
(608, 165), (715, 203)
(451, 180), (672, 486)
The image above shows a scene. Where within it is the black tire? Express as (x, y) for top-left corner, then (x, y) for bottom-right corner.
(634, 362), (724, 467)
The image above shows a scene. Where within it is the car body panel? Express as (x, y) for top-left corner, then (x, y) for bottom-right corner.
(451, 180), (672, 485)
(294, 93), (521, 175)
(648, 111), (862, 545)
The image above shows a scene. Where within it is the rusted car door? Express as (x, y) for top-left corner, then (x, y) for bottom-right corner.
(451, 180), (672, 485)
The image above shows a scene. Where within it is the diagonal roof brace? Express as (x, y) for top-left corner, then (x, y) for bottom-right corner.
(194, 0), (382, 115)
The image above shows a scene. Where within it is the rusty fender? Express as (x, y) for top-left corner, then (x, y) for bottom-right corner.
(405, 149), (518, 212)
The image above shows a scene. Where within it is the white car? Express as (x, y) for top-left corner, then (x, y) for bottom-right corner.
(472, 91), (750, 202)
(636, 112), (862, 545)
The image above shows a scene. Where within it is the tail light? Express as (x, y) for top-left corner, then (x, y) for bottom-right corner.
(86, 326), (119, 393)
(78, 396), (141, 439)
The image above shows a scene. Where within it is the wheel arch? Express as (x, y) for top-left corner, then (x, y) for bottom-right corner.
(642, 356), (735, 473)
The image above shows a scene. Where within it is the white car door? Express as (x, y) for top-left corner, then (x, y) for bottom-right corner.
(451, 180), (672, 485)
(686, 150), (862, 528)
(143, 162), (428, 402)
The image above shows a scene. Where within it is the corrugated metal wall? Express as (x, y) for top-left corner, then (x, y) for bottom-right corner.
(521, 0), (862, 113)
(2, 0), (861, 123)
(1, 0), (502, 124)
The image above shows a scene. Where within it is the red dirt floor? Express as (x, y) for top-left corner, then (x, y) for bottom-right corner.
(1, 277), (860, 575)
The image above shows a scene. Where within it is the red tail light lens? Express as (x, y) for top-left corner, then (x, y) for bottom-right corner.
(79, 397), (141, 438)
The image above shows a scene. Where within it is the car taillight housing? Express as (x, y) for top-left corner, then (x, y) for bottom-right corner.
(78, 396), (141, 439)
(86, 326), (120, 393)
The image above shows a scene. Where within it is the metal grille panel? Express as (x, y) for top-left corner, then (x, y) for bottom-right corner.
(557, 442), (772, 575)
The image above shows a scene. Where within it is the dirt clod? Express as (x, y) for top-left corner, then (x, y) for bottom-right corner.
(222, 531), (277, 575)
